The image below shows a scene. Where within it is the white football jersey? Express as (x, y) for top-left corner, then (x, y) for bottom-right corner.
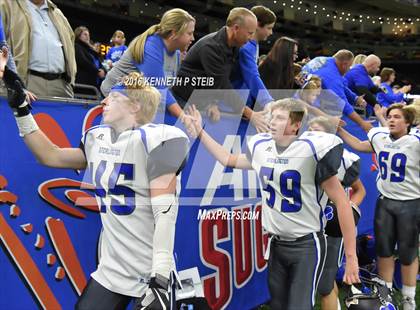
(247, 131), (343, 239)
(338, 149), (360, 187)
(81, 123), (188, 297)
(368, 127), (420, 200)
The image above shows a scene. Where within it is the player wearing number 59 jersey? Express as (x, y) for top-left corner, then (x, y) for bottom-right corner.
(1, 46), (188, 310)
(338, 103), (420, 310)
(187, 98), (360, 310)
(247, 129), (342, 239)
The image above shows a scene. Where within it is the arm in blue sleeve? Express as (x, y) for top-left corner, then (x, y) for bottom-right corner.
(324, 78), (355, 116)
(0, 12), (17, 73)
(239, 44), (273, 106)
(105, 48), (112, 61)
(135, 38), (177, 106)
(378, 89), (404, 104)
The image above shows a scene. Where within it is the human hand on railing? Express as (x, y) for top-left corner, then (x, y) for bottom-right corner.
(0, 46), (8, 79)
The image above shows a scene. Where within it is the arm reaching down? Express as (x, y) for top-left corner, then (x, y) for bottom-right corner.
(322, 175), (360, 285)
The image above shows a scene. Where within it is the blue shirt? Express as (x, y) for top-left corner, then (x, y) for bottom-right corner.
(0, 11), (17, 72)
(26, 0), (65, 73)
(134, 34), (180, 107)
(302, 57), (355, 116)
(377, 82), (404, 107)
(344, 64), (375, 92)
(231, 40), (273, 107)
(105, 45), (127, 63)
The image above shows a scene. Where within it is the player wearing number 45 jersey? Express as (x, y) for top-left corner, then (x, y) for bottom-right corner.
(338, 103), (420, 310)
(187, 99), (360, 310)
(1, 47), (188, 310)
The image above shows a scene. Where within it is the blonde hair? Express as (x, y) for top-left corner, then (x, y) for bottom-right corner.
(226, 7), (256, 27)
(128, 8), (195, 63)
(308, 116), (335, 133)
(111, 30), (125, 44)
(407, 99), (420, 126)
(352, 54), (367, 67)
(121, 72), (161, 124)
(270, 98), (308, 124)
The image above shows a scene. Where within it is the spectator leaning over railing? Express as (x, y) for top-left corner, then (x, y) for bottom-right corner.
(101, 8), (196, 127)
(0, 0), (76, 98)
(345, 54), (384, 116)
(302, 50), (372, 132)
(230, 5), (276, 110)
(171, 8), (270, 132)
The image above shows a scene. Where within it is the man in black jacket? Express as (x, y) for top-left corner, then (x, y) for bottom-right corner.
(172, 7), (268, 132)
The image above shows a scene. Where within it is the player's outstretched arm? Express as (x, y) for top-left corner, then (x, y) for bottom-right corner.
(337, 126), (373, 153)
(322, 175), (360, 285)
(1, 51), (86, 169)
(186, 105), (252, 169)
(349, 179), (366, 207)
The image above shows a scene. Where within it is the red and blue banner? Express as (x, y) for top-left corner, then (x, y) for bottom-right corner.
(0, 98), (378, 309)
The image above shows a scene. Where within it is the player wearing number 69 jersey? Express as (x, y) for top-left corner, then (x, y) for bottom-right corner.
(1, 46), (188, 310)
(186, 98), (360, 310)
(337, 103), (420, 310)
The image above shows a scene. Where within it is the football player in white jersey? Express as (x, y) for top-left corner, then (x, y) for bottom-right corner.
(337, 103), (420, 310)
(308, 117), (366, 310)
(186, 99), (359, 309)
(1, 48), (188, 310)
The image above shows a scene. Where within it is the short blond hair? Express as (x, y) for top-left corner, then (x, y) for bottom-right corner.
(226, 7), (256, 27)
(412, 99), (420, 125)
(352, 54), (367, 67)
(308, 116), (335, 133)
(121, 72), (161, 124)
(270, 98), (308, 124)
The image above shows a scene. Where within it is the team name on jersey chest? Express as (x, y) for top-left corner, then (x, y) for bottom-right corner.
(267, 158), (289, 164)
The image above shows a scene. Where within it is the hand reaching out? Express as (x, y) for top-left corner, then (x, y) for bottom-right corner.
(0, 46), (9, 79)
(184, 105), (203, 138)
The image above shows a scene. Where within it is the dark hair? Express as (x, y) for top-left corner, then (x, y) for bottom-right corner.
(251, 5), (276, 26)
(74, 26), (89, 41)
(380, 67), (395, 83)
(259, 37), (297, 89)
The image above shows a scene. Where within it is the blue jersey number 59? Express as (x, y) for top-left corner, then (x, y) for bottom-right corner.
(259, 167), (302, 213)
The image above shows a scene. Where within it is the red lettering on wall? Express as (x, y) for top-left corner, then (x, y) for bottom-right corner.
(45, 217), (87, 295)
(232, 205), (253, 288)
(199, 209), (232, 310)
(254, 204), (268, 271)
(0, 213), (61, 309)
